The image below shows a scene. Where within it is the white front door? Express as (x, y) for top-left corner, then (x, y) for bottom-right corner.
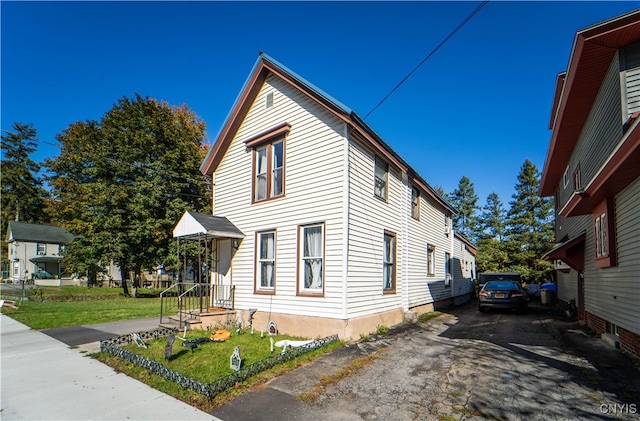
(214, 239), (232, 306)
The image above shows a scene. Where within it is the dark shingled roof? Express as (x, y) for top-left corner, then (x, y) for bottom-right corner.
(188, 212), (244, 239)
(6, 221), (77, 244)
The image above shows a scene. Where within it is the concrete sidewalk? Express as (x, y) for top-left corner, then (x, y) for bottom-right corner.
(0, 314), (218, 420)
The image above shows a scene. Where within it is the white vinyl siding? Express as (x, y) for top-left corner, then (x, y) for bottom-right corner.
(346, 138), (404, 318)
(406, 191), (455, 307)
(213, 74), (345, 317)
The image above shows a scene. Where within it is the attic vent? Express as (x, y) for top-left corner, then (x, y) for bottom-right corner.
(266, 92), (274, 109)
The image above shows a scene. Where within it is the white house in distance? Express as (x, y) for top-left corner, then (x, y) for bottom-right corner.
(191, 53), (476, 340)
(5, 221), (76, 285)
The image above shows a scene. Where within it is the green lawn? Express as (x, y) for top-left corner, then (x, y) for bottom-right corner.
(0, 293), (174, 329)
(0, 284), (346, 412)
(98, 331), (344, 412)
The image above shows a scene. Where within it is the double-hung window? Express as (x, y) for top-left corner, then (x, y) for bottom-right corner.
(445, 252), (452, 287)
(411, 186), (420, 220)
(299, 223), (324, 295)
(593, 198), (616, 268)
(256, 231), (276, 292)
(254, 140), (284, 201)
(594, 213), (607, 258)
(573, 163), (581, 191)
(37, 243), (46, 256)
(374, 157), (388, 200)
(383, 231), (396, 293)
(427, 244), (436, 276)
(246, 123), (290, 203)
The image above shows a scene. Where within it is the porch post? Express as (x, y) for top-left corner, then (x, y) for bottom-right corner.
(176, 237), (180, 284)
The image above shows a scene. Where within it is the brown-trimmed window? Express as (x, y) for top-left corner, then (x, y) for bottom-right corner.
(254, 141), (284, 202)
(246, 123), (290, 203)
(411, 186), (420, 220)
(593, 199), (616, 268)
(374, 156), (388, 200)
(256, 231), (276, 293)
(383, 231), (396, 293)
(299, 223), (324, 295)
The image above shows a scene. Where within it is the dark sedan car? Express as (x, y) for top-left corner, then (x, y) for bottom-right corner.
(478, 280), (528, 313)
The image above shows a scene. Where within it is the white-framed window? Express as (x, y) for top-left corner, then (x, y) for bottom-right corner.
(37, 243), (46, 256)
(595, 212), (608, 258)
(383, 231), (396, 293)
(299, 223), (324, 295)
(593, 198), (616, 268)
(256, 231), (276, 292)
(427, 244), (436, 276)
(13, 263), (19, 276)
(411, 186), (420, 220)
(445, 252), (452, 288)
(374, 156), (388, 200)
(563, 165), (570, 188)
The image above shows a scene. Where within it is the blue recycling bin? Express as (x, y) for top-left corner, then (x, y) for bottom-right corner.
(540, 283), (557, 306)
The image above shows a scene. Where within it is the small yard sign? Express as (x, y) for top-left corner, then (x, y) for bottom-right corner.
(230, 346), (242, 371)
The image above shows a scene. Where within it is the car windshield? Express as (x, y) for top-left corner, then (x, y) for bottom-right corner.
(484, 281), (520, 291)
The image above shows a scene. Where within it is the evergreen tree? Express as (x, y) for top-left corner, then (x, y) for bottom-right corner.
(476, 238), (509, 273)
(505, 159), (555, 282)
(479, 192), (506, 241)
(449, 175), (480, 242)
(1, 123), (48, 226)
(46, 95), (210, 294)
(1, 123), (50, 268)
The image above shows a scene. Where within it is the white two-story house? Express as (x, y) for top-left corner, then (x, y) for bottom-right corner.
(540, 10), (640, 358)
(186, 53), (476, 340)
(5, 221), (77, 285)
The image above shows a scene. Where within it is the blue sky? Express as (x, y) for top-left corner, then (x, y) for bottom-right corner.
(2, 1), (639, 208)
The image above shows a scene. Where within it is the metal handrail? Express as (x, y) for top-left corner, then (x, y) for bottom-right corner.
(159, 282), (234, 329)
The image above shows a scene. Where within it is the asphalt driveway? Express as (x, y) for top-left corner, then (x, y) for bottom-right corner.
(213, 302), (640, 421)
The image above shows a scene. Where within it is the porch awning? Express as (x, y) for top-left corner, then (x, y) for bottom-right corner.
(29, 256), (64, 263)
(542, 231), (585, 272)
(172, 211), (245, 240)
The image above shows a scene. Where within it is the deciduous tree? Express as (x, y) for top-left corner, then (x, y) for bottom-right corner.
(47, 95), (210, 295)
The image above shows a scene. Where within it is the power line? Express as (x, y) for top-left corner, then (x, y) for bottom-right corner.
(363, 1), (489, 121)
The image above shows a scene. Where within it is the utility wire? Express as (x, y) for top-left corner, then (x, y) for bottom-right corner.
(363, 1), (489, 121)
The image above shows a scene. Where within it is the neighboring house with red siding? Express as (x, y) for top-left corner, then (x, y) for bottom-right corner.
(539, 10), (640, 358)
(181, 53), (476, 340)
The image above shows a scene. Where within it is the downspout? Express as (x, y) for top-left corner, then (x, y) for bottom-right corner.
(450, 220), (455, 295)
(342, 123), (350, 322)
